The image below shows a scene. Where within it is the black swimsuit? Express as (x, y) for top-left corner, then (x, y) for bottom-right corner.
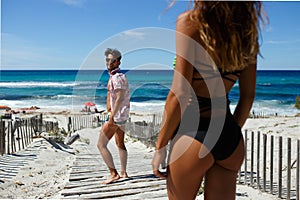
(175, 68), (242, 160)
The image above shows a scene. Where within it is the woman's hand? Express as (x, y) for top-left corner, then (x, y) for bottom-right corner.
(152, 147), (167, 178)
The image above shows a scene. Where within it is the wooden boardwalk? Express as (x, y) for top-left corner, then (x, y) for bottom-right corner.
(61, 130), (168, 199)
(0, 152), (37, 183)
(0, 139), (45, 183)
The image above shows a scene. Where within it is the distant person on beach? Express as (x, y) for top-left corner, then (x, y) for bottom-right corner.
(97, 48), (130, 184)
(152, 1), (267, 199)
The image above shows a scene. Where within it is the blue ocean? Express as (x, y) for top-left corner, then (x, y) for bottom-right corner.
(0, 70), (299, 116)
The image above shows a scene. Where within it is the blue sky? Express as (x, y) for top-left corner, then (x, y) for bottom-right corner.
(1, 0), (300, 70)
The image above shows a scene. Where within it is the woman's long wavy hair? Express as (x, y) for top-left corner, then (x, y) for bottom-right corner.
(188, 1), (267, 71)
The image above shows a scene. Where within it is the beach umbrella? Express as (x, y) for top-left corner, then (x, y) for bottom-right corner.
(0, 105), (11, 110)
(84, 102), (96, 107)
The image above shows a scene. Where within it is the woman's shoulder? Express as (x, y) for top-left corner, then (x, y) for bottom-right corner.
(176, 11), (198, 37)
(177, 11), (192, 24)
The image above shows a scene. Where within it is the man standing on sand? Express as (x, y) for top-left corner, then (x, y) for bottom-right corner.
(97, 48), (130, 184)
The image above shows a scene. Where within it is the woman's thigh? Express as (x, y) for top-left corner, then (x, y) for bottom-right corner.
(167, 135), (214, 200)
(201, 138), (244, 200)
(204, 163), (238, 200)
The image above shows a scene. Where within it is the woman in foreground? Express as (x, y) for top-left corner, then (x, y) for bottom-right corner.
(152, 1), (266, 200)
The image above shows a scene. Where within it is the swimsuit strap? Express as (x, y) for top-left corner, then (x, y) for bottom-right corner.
(219, 70), (242, 83)
(194, 95), (230, 115)
(192, 67), (242, 83)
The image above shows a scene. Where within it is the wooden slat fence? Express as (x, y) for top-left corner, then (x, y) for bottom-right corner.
(126, 112), (163, 148)
(66, 112), (163, 147)
(238, 131), (300, 200)
(67, 113), (108, 134)
(0, 114), (59, 155)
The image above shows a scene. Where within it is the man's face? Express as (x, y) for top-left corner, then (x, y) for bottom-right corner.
(106, 54), (120, 71)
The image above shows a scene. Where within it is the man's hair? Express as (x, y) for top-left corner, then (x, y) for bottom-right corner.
(104, 48), (122, 61)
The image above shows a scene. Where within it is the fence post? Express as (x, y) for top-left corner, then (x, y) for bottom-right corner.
(151, 114), (156, 141)
(270, 135), (274, 194)
(16, 121), (21, 151)
(257, 131), (261, 189)
(39, 113), (43, 133)
(278, 136), (283, 198)
(0, 121), (5, 155)
(244, 130), (248, 184)
(297, 139), (299, 200)
(67, 117), (72, 136)
(263, 134), (267, 192)
(7, 121), (15, 154)
(20, 121), (25, 150)
(24, 120), (28, 146)
(287, 138), (291, 200)
(250, 131), (254, 186)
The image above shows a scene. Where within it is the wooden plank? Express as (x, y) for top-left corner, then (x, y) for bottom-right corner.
(69, 169), (104, 174)
(130, 189), (167, 200)
(64, 178), (165, 193)
(0, 172), (18, 177)
(64, 179), (102, 189)
(79, 185), (166, 199)
(69, 173), (104, 181)
(62, 180), (165, 197)
(0, 163), (26, 168)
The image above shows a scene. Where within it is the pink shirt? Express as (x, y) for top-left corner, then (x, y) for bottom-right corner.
(109, 72), (130, 122)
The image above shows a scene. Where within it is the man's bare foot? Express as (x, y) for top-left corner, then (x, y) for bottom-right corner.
(120, 172), (129, 178)
(102, 174), (120, 184)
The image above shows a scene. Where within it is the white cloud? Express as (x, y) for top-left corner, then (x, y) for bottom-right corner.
(265, 39), (300, 44)
(60, 0), (86, 7)
(121, 30), (146, 40)
(265, 26), (273, 32)
(265, 40), (289, 44)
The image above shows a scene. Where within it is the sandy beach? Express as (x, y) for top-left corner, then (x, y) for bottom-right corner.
(0, 109), (299, 199)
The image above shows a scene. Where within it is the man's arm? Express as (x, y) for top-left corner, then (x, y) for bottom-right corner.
(109, 89), (125, 124)
(106, 89), (111, 112)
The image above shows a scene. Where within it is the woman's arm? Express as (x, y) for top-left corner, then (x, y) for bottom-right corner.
(152, 12), (197, 177)
(155, 12), (196, 150)
(233, 62), (257, 127)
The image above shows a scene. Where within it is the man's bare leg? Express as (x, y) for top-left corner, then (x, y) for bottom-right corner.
(115, 125), (129, 178)
(102, 168), (120, 184)
(97, 123), (121, 184)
